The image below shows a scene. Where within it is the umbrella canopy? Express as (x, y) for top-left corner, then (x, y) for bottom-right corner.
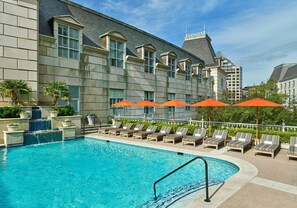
(191, 98), (229, 107)
(160, 99), (189, 120)
(112, 100), (135, 120)
(191, 99), (229, 133)
(234, 97), (282, 139)
(160, 99), (189, 107)
(112, 99), (135, 107)
(134, 100), (159, 120)
(233, 97), (282, 107)
(134, 100), (160, 107)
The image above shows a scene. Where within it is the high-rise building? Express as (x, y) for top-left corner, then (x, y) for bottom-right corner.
(216, 52), (242, 102)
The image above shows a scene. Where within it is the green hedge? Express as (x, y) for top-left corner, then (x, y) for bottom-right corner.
(0, 106), (21, 118)
(53, 105), (75, 116)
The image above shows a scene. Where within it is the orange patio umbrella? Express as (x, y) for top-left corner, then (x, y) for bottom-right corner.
(160, 99), (189, 120)
(112, 100), (135, 120)
(134, 100), (160, 107)
(134, 100), (160, 119)
(233, 97), (282, 139)
(192, 98), (229, 129)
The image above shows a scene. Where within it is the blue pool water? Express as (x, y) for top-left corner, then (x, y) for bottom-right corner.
(0, 138), (238, 208)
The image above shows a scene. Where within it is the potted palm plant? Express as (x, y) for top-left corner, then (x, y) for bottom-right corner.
(0, 80), (31, 106)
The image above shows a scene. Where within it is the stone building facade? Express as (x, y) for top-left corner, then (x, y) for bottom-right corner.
(269, 63), (297, 105)
(1, 0), (225, 121)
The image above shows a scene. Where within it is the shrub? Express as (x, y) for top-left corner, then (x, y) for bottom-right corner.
(0, 106), (21, 118)
(53, 105), (75, 116)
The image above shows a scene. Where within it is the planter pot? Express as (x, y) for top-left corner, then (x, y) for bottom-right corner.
(7, 124), (20, 132)
(50, 111), (58, 117)
(87, 115), (96, 125)
(62, 121), (73, 127)
(20, 112), (31, 119)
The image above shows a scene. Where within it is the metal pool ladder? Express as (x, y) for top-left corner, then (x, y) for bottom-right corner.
(153, 156), (211, 202)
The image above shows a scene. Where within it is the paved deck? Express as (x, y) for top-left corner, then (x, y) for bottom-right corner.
(88, 133), (297, 208)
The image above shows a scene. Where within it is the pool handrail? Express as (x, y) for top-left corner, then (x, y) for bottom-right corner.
(153, 156), (210, 202)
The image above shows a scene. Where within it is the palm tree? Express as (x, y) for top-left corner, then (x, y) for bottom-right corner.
(0, 80), (31, 106)
(43, 81), (71, 106)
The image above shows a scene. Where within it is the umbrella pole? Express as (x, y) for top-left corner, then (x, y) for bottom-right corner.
(256, 107), (259, 140)
(208, 108), (211, 136)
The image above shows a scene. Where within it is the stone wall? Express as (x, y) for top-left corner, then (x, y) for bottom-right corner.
(0, 0), (39, 105)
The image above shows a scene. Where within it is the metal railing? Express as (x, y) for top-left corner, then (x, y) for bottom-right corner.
(153, 156), (210, 202)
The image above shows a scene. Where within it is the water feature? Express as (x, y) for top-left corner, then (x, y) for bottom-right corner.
(23, 107), (63, 145)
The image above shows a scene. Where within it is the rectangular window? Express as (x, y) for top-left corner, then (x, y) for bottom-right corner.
(58, 24), (79, 60)
(185, 63), (191, 80)
(198, 68), (202, 83)
(144, 91), (155, 115)
(144, 50), (154, 73)
(58, 86), (80, 113)
(198, 95), (203, 101)
(110, 39), (124, 68)
(168, 57), (176, 78)
(185, 94), (191, 111)
(109, 89), (124, 116)
(168, 93), (175, 116)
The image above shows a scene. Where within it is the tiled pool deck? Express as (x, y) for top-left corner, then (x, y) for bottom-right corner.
(89, 133), (297, 208)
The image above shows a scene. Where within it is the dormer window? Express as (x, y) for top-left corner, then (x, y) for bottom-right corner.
(185, 63), (191, 80)
(110, 39), (124, 68)
(53, 15), (84, 60)
(144, 50), (154, 73)
(100, 31), (127, 69)
(198, 68), (203, 83)
(160, 51), (177, 78)
(136, 44), (156, 74)
(168, 57), (176, 78)
(58, 24), (79, 59)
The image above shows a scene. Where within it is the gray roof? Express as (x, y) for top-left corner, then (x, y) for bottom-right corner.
(39, 0), (204, 64)
(269, 63), (297, 82)
(281, 64), (297, 81)
(182, 33), (216, 66)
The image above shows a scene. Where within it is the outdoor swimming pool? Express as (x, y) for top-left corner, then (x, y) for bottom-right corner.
(0, 137), (239, 207)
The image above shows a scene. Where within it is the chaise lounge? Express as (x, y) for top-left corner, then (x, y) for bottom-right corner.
(132, 125), (158, 139)
(287, 136), (297, 160)
(226, 132), (253, 154)
(98, 121), (121, 134)
(163, 127), (188, 144)
(120, 124), (145, 137)
(203, 130), (228, 150)
(182, 128), (207, 147)
(109, 123), (133, 136)
(254, 134), (280, 158)
(147, 126), (172, 142)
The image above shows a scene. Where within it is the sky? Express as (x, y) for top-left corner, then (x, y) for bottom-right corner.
(72, 0), (297, 87)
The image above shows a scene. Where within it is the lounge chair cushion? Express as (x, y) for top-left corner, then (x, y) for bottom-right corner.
(238, 138), (246, 142)
(295, 144), (297, 147)
(215, 135), (222, 139)
(160, 130), (166, 133)
(176, 132), (182, 135)
(195, 133), (201, 137)
(134, 128), (139, 130)
(146, 129), (151, 131)
(123, 127), (127, 129)
(264, 140), (272, 145)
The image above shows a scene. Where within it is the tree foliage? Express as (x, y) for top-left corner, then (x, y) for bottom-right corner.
(43, 81), (71, 106)
(197, 81), (297, 126)
(0, 80), (31, 106)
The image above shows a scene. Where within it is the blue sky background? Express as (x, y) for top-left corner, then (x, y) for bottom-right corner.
(72, 0), (297, 87)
